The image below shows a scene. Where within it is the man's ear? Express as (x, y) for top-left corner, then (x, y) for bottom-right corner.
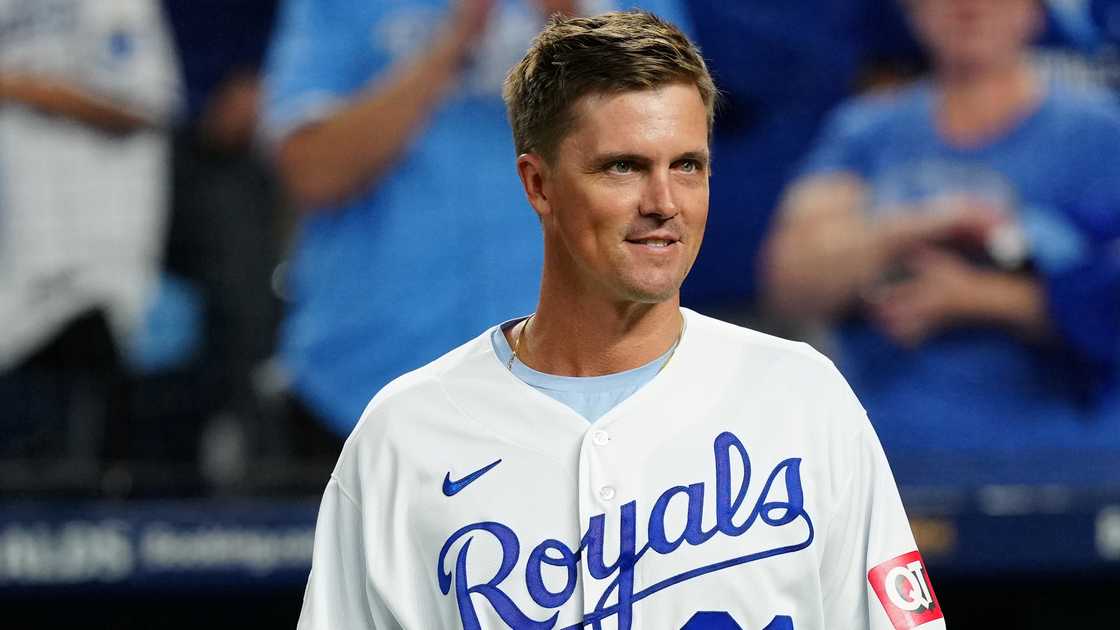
(517, 153), (552, 219)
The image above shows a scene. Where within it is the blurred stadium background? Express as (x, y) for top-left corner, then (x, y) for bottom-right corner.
(2, 0), (1119, 628)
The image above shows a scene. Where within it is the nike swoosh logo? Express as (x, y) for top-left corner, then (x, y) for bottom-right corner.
(442, 459), (502, 497)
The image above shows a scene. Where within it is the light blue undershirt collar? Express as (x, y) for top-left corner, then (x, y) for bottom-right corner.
(491, 317), (673, 423)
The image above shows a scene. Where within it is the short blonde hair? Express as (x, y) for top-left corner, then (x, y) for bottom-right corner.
(503, 10), (717, 162)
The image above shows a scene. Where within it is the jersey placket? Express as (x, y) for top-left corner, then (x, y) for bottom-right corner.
(579, 420), (622, 627)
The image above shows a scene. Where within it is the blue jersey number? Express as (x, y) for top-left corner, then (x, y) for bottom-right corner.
(681, 612), (794, 630)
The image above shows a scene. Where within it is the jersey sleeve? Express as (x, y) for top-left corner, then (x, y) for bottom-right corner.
(297, 477), (382, 630)
(261, 0), (390, 145)
(77, 0), (182, 124)
(819, 416), (947, 630)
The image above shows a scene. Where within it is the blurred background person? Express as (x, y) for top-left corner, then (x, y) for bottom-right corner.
(761, 0), (1120, 483)
(260, 0), (688, 469)
(157, 0), (285, 492)
(0, 0), (180, 485)
(680, 0), (865, 323)
(1034, 0), (1120, 92)
(679, 0), (932, 331)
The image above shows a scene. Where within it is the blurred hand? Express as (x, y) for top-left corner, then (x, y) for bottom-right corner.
(0, 74), (32, 104)
(199, 72), (261, 151)
(445, 0), (497, 53)
(877, 200), (1006, 260)
(534, 0), (579, 17)
(866, 246), (986, 347)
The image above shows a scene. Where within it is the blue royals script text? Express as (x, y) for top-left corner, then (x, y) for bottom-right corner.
(437, 432), (815, 630)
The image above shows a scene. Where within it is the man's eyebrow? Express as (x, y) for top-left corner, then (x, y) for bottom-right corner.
(675, 150), (710, 165)
(586, 150), (711, 166)
(589, 152), (651, 165)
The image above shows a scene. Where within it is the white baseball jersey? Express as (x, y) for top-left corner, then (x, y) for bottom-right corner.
(0, 0), (180, 368)
(298, 309), (947, 630)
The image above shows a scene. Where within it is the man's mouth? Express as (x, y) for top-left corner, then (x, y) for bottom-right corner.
(625, 231), (680, 249)
(628, 238), (673, 248)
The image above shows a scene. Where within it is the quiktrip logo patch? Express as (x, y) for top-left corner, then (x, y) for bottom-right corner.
(868, 551), (943, 629)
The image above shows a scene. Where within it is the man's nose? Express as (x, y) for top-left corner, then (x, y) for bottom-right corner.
(639, 170), (678, 218)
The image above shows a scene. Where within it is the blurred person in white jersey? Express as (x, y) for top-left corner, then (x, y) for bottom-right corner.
(0, 0), (180, 461)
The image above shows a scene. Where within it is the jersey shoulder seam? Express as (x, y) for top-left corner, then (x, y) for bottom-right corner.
(343, 331), (493, 447)
(330, 473), (363, 510)
(690, 310), (834, 368)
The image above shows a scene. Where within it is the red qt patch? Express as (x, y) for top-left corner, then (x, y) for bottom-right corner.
(868, 551), (944, 629)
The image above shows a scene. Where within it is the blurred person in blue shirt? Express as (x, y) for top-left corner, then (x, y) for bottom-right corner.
(679, 0), (863, 316)
(762, 0), (1120, 483)
(261, 0), (688, 453)
(679, 0), (926, 323)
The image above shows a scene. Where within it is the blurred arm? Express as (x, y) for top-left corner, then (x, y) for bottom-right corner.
(277, 0), (493, 212)
(198, 71), (262, 151)
(960, 270), (1050, 340)
(866, 247), (1052, 348)
(0, 1), (180, 134)
(766, 174), (1051, 343)
(763, 172), (1008, 324)
(762, 173), (889, 321)
(0, 74), (154, 134)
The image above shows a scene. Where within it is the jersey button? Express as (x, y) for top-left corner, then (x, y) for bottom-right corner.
(598, 485), (616, 501)
(592, 430), (610, 446)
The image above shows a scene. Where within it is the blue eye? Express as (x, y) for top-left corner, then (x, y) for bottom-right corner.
(608, 160), (633, 174)
(677, 160), (701, 173)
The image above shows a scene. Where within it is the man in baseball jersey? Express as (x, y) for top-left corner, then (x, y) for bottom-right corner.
(298, 11), (945, 630)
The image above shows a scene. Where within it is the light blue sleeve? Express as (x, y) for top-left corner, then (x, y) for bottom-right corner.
(795, 97), (885, 179)
(261, 0), (392, 143)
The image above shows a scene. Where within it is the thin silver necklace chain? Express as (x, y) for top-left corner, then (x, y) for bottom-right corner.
(506, 313), (686, 374)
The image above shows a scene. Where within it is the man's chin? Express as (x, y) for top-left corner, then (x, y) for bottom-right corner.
(616, 280), (684, 305)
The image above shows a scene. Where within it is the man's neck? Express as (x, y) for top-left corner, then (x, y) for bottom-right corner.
(509, 295), (684, 377)
(935, 58), (1042, 147)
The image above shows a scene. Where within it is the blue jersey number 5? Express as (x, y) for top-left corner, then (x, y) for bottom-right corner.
(681, 612), (794, 630)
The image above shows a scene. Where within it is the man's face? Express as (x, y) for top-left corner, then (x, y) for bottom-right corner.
(909, 0), (1041, 70)
(535, 82), (709, 305)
